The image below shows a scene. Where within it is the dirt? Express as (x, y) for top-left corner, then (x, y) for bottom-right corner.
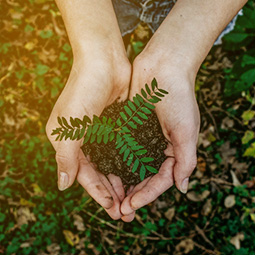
(81, 100), (168, 188)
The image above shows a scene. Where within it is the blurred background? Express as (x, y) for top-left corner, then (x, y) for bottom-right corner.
(0, 0), (255, 254)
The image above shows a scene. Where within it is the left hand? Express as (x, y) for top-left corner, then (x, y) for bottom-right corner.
(120, 43), (200, 221)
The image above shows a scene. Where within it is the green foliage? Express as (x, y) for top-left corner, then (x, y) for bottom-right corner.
(223, 1), (255, 96)
(52, 78), (168, 180)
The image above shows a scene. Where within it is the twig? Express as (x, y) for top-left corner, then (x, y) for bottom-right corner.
(193, 241), (220, 255)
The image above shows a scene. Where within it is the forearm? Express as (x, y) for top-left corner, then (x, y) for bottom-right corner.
(55, 0), (125, 59)
(145, 0), (247, 76)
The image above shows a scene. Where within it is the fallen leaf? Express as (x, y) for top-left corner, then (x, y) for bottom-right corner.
(230, 233), (244, 250)
(164, 208), (175, 222)
(202, 198), (212, 216)
(230, 170), (241, 186)
(224, 195), (236, 208)
(73, 214), (85, 232)
(174, 239), (194, 255)
(187, 190), (210, 202)
(63, 230), (79, 246)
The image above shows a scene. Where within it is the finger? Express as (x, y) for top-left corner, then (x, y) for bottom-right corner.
(98, 173), (123, 220)
(121, 212), (136, 222)
(171, 133), (198, 194)
(77, 152), (114, 209)
(130, 157), (175, 210)
(107, 174), (125, 202)
(54, 139), (81, 191)
(121, 177), (152, 215)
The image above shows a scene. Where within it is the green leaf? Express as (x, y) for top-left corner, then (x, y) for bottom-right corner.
(83, 115), (91, 124)
(124, 105), (132, 116)
(83, 125), (92, 143)
(146, 165), (158, 173)
(242, 130), (255, 144)
(128, 101), (136, 111)
(141, 157), (154, 163)
(136, 94), (144, 103)
(0, 213), (6, 223)
(120, 112), (128, 121)
(155, 92), (164, 97)
(97, 125), (105, 135)
(78, 125), (86, 139)
(107, 118), (112, 125)
(128, 121), (137, 129)
(93, 115), (101, 124)
(75, 118), (83, 126)
(90, 133), (96, 143)
(109, 132), (115, 142)
(145, 83), (151, 95)
(103, 133), (109, 144)
(141, 107), (152, 114)
(116, 118), (122, 126)
(62, 117), (72, 129)
(65, 129), (74, 140)
(133, 96), (140, 107)
(116, 140), (124, 149)
(141, 88), (148, 99)
(131, 145), (144, 151)
(127, 153), (134, 166)
(35, 64), (49, 76)
(151, 78), (158, 90)
(119, 144), (127, 154)
(102, 116), (107, 124)
(137, 111), (148, 120)
(60, 129), (67, 141)
(144, 102), (155, 110)
(73, 129), (80, 140)
(97, 134), (103, 144)
(132, 159), (139, 173)
(70, 117), (79, 128)
(133, 116), (143, 125)
(135, 149), (147, 156)
(123, 149), (130, 161)
(121, 126), (131, 133)
(158, 88), (168, 94)
(57, 116), (63, 127)
(40, 30), (53, 39)
(92, 124), (99, 134)
(140, 165), (146, 181)
(243, 142), (255, 158)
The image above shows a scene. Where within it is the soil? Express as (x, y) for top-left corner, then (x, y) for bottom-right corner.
(81, 100), (168, 188)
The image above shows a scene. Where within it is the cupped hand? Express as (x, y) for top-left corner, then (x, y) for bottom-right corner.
(120, 49), (200, 218)
(46, 51), (131, 220)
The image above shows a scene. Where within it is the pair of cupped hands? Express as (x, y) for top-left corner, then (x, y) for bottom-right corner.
(46, 37), (200, 222)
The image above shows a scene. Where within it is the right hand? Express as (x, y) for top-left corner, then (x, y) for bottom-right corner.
(46, 50), (132, 220)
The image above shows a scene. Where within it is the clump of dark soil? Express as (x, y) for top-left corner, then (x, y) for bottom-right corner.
(82, 100), (167, 187)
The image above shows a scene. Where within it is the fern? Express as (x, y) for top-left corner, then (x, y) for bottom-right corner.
(51, 78), (168, 181)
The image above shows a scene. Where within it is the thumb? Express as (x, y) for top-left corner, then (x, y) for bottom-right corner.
(55, 139), (81, 191)
(173, 139), (197, 194)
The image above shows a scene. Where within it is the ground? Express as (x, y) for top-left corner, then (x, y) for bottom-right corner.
(0, 0), (255, 254)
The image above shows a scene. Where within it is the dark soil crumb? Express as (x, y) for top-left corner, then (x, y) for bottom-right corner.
(82, 100), (167, 188)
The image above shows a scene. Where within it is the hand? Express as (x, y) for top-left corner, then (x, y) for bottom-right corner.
(46, 51), (132, 220)
(120, 47), (200, 219)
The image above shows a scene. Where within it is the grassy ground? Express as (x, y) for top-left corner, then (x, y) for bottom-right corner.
(0, 0), (255, 254)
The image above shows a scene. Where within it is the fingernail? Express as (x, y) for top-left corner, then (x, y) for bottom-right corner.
(58, 172), (69, 191)
(180, 177), (189, 194)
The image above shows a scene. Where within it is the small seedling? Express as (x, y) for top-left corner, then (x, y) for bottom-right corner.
(51, 78), (168, 181)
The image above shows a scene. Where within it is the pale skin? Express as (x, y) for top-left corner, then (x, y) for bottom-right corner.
(46, 0), (247, 222)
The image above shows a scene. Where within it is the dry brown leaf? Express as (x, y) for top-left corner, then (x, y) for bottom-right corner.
(15, 207), (36, 227)
(224, 195), (236, 208)
(230, 233), (245, 250)
(46, 243), (61, 255)
(230, 170), (241, 186)
(187, 190), (210, 202)
(73, 214), (85, 232)
(164, 208), (175, 222)
(174, 239), (194, 255)
(202, 198), (212, 216)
